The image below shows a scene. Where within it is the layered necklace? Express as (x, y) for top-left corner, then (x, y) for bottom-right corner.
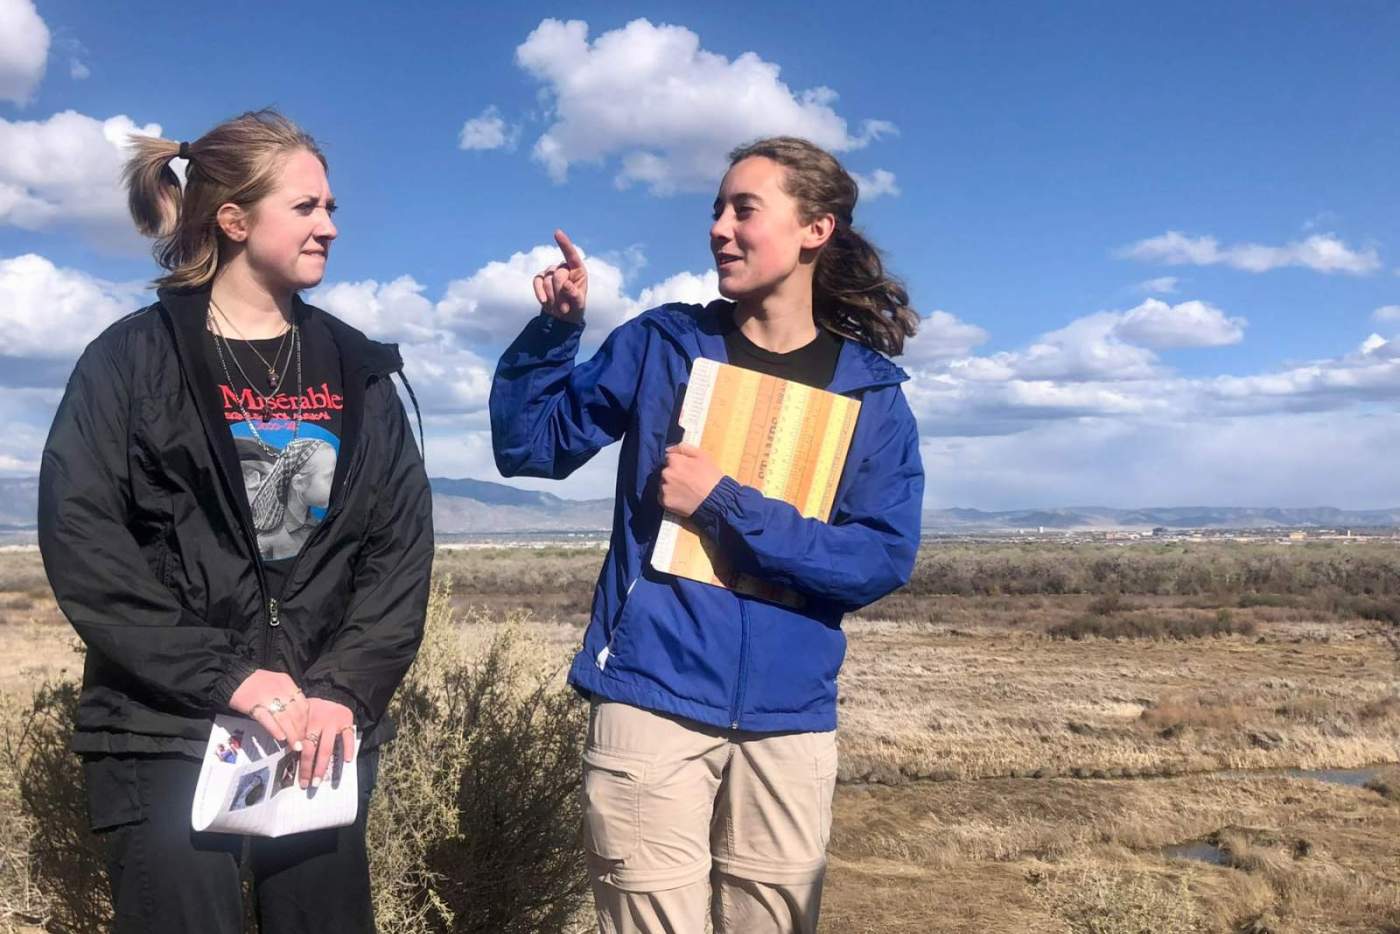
(210, 297), (295, 389)
(208, 299), (304, 457)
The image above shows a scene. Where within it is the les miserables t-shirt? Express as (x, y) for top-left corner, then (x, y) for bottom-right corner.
(202, 320), (343, 598)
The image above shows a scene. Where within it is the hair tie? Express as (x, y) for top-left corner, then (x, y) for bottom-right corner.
(178, 141), (191, 160)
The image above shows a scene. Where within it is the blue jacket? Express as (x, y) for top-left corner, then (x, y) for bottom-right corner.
(490, 301), (923, 732)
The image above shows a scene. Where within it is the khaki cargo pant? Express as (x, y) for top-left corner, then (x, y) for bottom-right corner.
(582, 700), (839, 934)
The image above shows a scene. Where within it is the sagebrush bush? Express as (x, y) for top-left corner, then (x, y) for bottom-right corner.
(887, 542), (1400, 599)
(1047, 613), (1257, 641)
(0, 680), (107, 931)
(369, 580), (591, 933)
(0, 577), (592, 934)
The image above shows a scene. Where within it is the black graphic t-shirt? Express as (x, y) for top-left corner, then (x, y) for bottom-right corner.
(202, 319), (343, 598)
(724, 314), (843, 390)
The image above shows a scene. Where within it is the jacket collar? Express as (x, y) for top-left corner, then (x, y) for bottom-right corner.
(647, 299), (909, 395)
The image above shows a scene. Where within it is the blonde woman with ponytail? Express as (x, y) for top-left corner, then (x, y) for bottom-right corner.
(491, 137), (924, 933)
(38, 109), (432, 933)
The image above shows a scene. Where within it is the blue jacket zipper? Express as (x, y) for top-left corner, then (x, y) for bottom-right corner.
(728, 599), (751, 729)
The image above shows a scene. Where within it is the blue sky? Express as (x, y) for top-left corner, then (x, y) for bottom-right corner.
(2, 1), (1399, 508)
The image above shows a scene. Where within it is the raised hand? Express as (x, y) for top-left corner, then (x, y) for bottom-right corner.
(531, 228), (589, 323)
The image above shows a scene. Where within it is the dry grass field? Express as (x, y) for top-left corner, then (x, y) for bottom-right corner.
(1, 541), (1398, 933)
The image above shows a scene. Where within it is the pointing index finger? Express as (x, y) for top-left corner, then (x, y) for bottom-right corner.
(555, 229), (584, 269)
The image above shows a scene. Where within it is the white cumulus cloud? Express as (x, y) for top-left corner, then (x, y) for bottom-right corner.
(1136, 276), (1179, 295)
(635, 269), (719, 309)
(1113, 298), (1245, 349)
(1118, 230), (1381, 275)
(311, 275), (439, 345)
(436, 242), (648, 346)
(311, 244), (721, 426)
(0, 253), (146, 361)
(851, 169), (900, 200)
(1371, 305), (1400, 323)
(950, 312), (1162, 384)
(0, 110), (162, 248)
(514, 18), (895, 193)
(900, 310), (988, 367)
(458, 105), (518, 151)
(0, 0), (49, 105)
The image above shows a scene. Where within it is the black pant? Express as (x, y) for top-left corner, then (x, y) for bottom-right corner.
(82, 749), (379, 934)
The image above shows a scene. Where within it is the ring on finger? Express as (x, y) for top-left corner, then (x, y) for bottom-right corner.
(306, 729), (322, 743)
(249, 703), (266, 716)
(267, 698), (286, 715)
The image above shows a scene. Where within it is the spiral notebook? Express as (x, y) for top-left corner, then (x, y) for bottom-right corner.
(651, 357), (861, 605)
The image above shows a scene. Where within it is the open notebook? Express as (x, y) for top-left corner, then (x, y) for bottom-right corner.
(191, 714), (358, 837)
(651, 357), (861, 605)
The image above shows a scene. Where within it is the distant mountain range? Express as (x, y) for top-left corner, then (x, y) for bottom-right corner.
(0, 475), (612, 536)
(0, 476), (1396, 534)
(429, 478), (613, 533)
(921, 505), (1400, 531)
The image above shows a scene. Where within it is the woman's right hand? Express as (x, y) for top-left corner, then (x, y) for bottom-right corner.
(229, 669), (310, 750)
(532, 229), (588, 323)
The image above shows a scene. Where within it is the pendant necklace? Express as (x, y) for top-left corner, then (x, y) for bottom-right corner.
(209, 297), (293, 389)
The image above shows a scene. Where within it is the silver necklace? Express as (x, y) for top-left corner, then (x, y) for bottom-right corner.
(208, 310), (303, 456)
(209, 298), (294, 389)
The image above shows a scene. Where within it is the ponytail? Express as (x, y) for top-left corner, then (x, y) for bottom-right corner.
(123, 136), (184, 239)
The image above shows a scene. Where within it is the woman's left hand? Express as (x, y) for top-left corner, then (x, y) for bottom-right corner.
(298, 697), (356, 789)
(658, 444), (724, 517)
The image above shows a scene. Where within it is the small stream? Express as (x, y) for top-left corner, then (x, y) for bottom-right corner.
(1161, 765), (1389, 865)
(1162, 840), (1231, 865)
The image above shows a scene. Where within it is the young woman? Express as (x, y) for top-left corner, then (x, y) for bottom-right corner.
(491, 137), (924, 933)
(38, 109), (433, 934)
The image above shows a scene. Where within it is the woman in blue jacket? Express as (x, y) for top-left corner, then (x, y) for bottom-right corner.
(490, 137), (923, 934)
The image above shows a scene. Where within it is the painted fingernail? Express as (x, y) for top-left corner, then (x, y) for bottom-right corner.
(293, 741), (303, 752)
(311, 776), (322, 788)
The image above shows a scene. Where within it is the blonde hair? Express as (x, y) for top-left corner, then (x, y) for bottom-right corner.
(727, 137), (918, 356)
(123, 109), (326, 289)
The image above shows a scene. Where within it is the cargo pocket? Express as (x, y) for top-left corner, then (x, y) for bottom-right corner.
(581, 746), (650, 861)
(815, 742), (839, 849)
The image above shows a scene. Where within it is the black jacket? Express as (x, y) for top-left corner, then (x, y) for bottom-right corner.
(38, 287), (433, 755)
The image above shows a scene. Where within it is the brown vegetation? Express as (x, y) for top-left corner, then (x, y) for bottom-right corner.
(0, 540), (1397, 932)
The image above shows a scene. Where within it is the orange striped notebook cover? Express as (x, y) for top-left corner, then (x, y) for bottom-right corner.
(650, 357), (861, 605)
